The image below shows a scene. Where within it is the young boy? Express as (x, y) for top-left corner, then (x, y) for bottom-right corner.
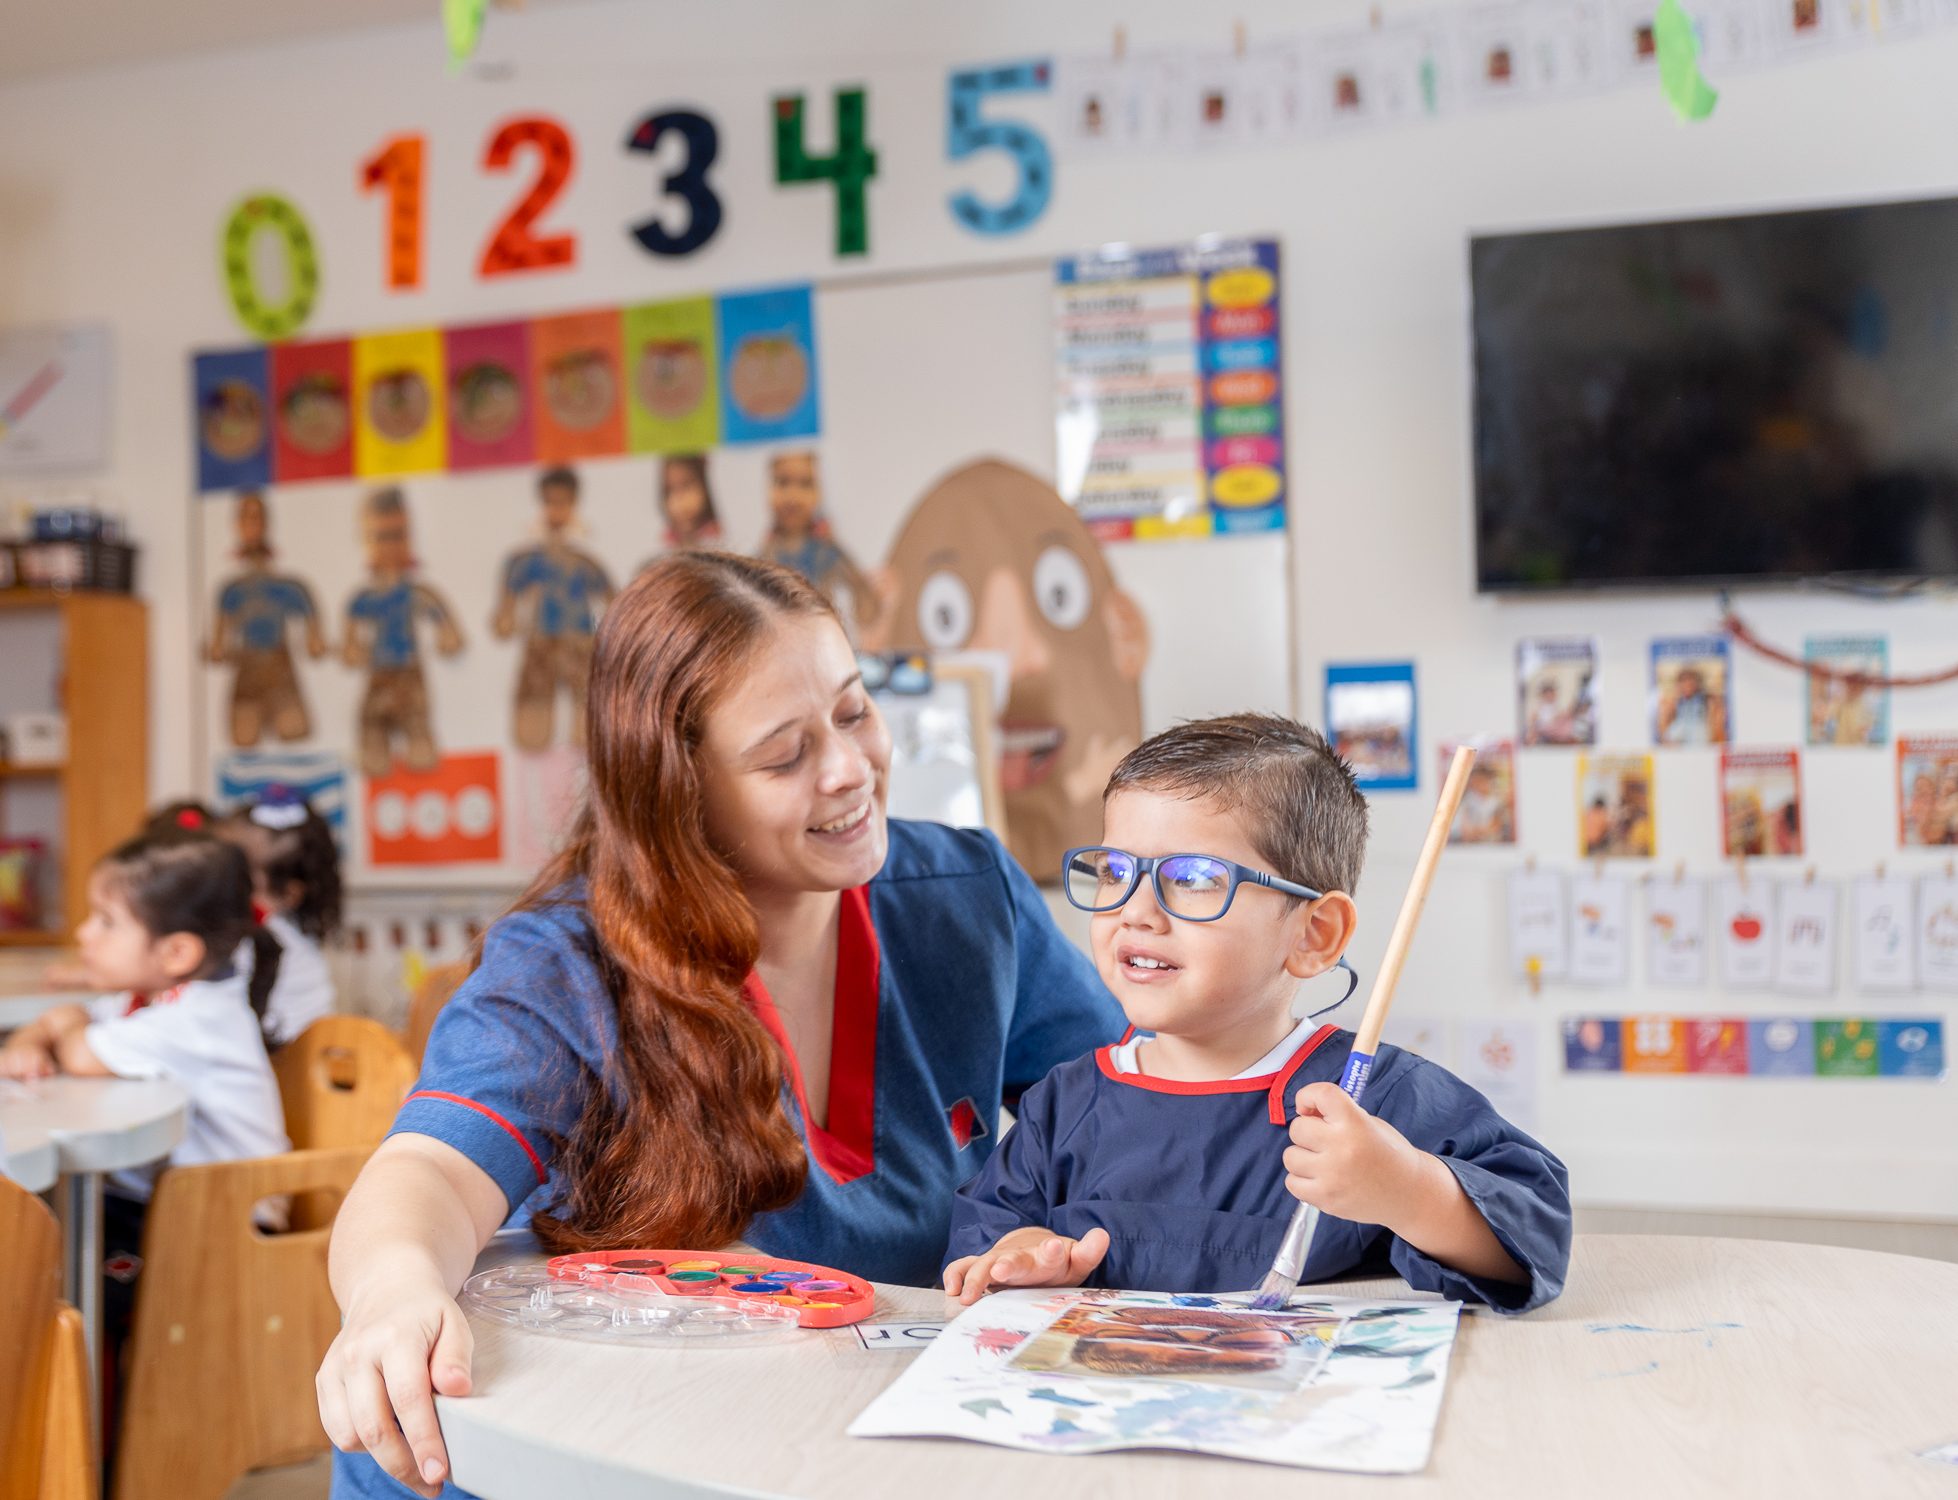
(944, 714), (1570, 1312)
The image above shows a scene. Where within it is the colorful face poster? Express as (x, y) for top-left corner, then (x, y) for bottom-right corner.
(1325, 663), (1415, 790)
(1916, 873), (1958, 992)
(1507, 866), (1568, 980)
(1455, 1019), (1538, 1132)
(1623, 1015), (1689, 1074)
(1772, 879), (1837, 994)
(623, 296), (721, 453)
(1576, 754), (1655, 858)
(1685, 1018), (1749, 1074)
(1852, 873), (1915, 991)
(1567, 871), (1630, 985)
(1720, 748), (1803, 858)
(193, 348), (272, 492)
(1650, 635), (1730, 745)
(1444, 739), (1516, 844)
(1805, 636), (1888, 746)
(444, 322), (534, 471)
(352, 328), (447, 477)
(1645, 875), (1707, 987)
(717, 285), (821, 443)
(1878, 1020), (1946, 1079)
(1898, 736), (1958, 847)
(366, 751), (502, 866)
(1054, 239), (1284, 541)
(1517, 637), (1597, 746)
(1815, 1018), (1881, 1078)
(529, 311), (627, 463)
(269, 339), (353, 483)
(1747, 1018), (1814, 1077)
(1561, 1016), (1622, 1071)
(1716, 874), (1773, 988)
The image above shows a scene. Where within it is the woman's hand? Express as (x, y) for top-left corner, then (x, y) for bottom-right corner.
(943, 1224), (1110, 1305)
(316, 1271), (474, 1499)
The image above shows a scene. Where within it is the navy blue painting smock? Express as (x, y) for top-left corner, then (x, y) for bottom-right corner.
(947, 1023), (1572, 1313)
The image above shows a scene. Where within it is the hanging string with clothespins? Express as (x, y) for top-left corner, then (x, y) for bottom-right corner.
(1719, 592), (1958, 691)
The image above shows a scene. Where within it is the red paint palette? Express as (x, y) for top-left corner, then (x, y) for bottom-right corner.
(544, 1249), (877, 1329)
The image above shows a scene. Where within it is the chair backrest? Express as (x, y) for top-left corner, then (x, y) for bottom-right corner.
(114, 1147), (368, 1500)
(0, 1178), (91, 1500)
(273, 1015), (417, 1152)
(405, 960), (468, 1066)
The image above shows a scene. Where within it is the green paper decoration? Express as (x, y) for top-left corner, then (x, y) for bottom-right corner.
(1654, 0), (1719, 122)
(773, 88), (878, 257)
(219, 194), (320, 343)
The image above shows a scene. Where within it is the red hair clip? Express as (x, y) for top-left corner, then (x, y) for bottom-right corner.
(175, 809), (206, 830)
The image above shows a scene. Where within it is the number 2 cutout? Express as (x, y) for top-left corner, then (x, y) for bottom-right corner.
(625, 110), (723, 257)
(947, 60), (1053, 235)
(773, 88), (877, 257)
(479, 116), (577, 277)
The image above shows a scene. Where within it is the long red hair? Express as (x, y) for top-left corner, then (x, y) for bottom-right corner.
(520, 552), (835, 1251)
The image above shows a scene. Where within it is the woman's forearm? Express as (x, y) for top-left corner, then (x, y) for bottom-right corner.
(329, 1135), (507, 1311)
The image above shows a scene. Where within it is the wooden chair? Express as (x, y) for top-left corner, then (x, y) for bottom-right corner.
(405, 960), (468, 1066)
(273, 1015), (417, 1153)
(112, 1147), (367, 1500)
(0, 1179), (95, 1500)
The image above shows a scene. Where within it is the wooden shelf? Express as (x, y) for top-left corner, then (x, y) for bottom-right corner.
(0, 762), (65, 779)
(0, 590), (133, 612)
(0, 929), (64, 947)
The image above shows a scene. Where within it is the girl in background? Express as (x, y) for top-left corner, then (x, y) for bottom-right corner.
(217, 791), (343, 1044)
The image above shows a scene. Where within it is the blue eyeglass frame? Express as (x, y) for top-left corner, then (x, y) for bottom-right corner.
(1060, 845), (1360, 1006)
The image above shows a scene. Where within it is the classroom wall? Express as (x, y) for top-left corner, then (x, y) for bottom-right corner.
(3, 0), (1957, 1217)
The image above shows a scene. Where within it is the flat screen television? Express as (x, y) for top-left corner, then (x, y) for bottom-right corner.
(1471, 196), (1958, 591)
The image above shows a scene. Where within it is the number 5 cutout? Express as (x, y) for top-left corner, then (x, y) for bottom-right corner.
(947, 60), (1054, 236)
(480, 115), (577, 277)
(626, 110), (724, 257)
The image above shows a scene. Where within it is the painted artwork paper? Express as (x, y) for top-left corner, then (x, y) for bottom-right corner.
(1567, 871), (1631, 985)
(1650, 635), (1730, 745)
(1851, 873), (1915, 992)
(849, 1288), (1461, 1475)
(1772, 879), (1837, 994)
(1805, 635), (1887, 746)
(1326, 663), (1416, 790)
(1898, 736), (1958, 847)
(1517, 636), (1597, 746)
(1715, 875), (1773, 988)
(1720, 748), (1803, 858)
(1576, 753), (1655, 858)
(1507, 866), (1568, 980)
(1645, 875), (1708, 987)
(1443, 738), (1516, 844)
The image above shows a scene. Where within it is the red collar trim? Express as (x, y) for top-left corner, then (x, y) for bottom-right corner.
(1095, 1024), (1339, 1125)
(743, 886), (880, 1186)
(123, 981), (190, 1017)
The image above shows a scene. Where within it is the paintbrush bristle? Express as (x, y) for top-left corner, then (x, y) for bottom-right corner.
(1249, 1270), (1296, 1311)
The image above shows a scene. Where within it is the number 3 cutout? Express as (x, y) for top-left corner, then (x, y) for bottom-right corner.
(625, 110), (723, 257)
(947, 60), (1053, 236)
(479, 115), (577, 277)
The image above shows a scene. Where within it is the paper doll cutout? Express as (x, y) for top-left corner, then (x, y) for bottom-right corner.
(492, 466), (616, 750)
(207, 491), (327, 746)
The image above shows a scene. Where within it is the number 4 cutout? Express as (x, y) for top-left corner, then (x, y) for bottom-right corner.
(947, 60), (1054, 236)
(773, 88), (877, 257)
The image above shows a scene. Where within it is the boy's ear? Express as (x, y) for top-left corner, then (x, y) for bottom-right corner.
(1283, 890), (1358, 982)
(155, 931), (209, 983)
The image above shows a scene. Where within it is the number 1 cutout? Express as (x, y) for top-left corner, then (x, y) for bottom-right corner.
(479, 115), (577, 277)
(626, 110), (724, 257)
(773, 88), (877, 257)
(361, 133), (426, 290)
(947, 61), (1053, 235)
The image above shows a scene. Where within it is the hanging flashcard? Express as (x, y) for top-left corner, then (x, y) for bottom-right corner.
(193, 349), (272, 492)
(1715, 874), (1773, 988)
(366, 751), (502, 866)
(444, 322), (534, 472)
(352, 328), (447, 477)
(1455, 1018), (1538, 1131)
(1747, 1017), (1814, 1077)
(1561, 1016), (1621, 1071)
(269, 339), (353, 483)
(0, 324), (111, 475)
(1685, 1018), (1748, 1074)
(1772, 879), (1838, 994)
(1325, 663), (1416, 791)
(1651, 636), (1730, 745)
(1397, 1016), (1452, 1063)
(1721, 748), (1803, 858)
(1567, 871), (1631, 985)
(1054, 56), (1152, 152)
(1805, 636), (1887, 746)
(529, 311), (626, 464)
(1898, 737), (1958, 847)
(1517, 637), (1597, 746)
(1623, 1015), (1689, 1074)
(1458, 5), (1535, 108)
(623, 296), (721, 453)
(716, 285), (821, 443)
(1645, 874), (1707, 987)
(1852, 873), (1916, 992)
(1507, 866), (1568, 980)
(1443, 738), (1516, 844)
(1916, 873), (1958, 991)
(1576, 754), (1655, 859)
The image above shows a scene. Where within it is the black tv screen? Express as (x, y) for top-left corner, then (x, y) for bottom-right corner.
(1471, 197), (1958, 591)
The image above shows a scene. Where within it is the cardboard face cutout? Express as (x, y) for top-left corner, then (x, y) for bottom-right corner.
(491, 470), (616, 751)
(208, 491), (328, 748)
(870, 459), (1149, 881)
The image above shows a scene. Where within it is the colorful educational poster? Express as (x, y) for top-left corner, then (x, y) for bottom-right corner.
(269, 339), (354, 483)
(1915, 874), (1958, 991)
(850, 1288), (1462, 1475)
(1772, 879), (1838, 994)
(1507, 866), (1568, 980)
(1053, 238), (1285, 541)
(193, 347), (272, 492)
(214, 748), (348, 843)
(1325, 662), (1416, 790)
(1715, 875), (1773, 988)
(1567, 871), (1631, 985)
(1576, 754), (1655, 858)
(1747, 1018), (1814, 1077)
(1645, 875), (1708, 987)
(365, 751), (502, 866)
(623, 296), (721, 453)
(717, 285), (821, 443)
(1720, 748), (1803, 858)
(443, 322), (534, 472)
(1852, 873), (1916, 991)
(1685, 1018), (1749, 1074)
(1444, 739), (1516, 844)
(1815, 1018), (1881, 1077)
(352, 327), (447, 477)
(1805, 636), (1888, 746)
(1517, 637), (1598, 746)
(1651, 635), (1730, 745)
(1898, 736), (1958, 847)
(1878, 1019), (1945, 1078)
(529, 310), (626, 464)
(1455, 1018), (1538, 1131)
(1561, 1016), (1622, 1071)
(1623, 1015), (1689, 1074)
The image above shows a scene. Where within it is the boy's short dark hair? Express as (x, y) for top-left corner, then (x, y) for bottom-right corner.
(538, 466), (579, 496)
(1104, 712), (1369, 896)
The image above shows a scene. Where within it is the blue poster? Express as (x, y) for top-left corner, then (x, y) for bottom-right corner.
(192, 348), (272, 493)
(1561, 1017), (1621, 1072)
(216, 749), (348, 847)
(1325, 662), (1417, 791)
(1746, 1018), (1815, 1077)
(716, 285), (821, 444)
(1878, 1019), (1945, 1079)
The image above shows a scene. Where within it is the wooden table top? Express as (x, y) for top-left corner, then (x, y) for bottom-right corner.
(439, 1233), (1958, 1499)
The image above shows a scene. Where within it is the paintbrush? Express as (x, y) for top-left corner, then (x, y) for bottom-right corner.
(1249, 743), (1478, 1310)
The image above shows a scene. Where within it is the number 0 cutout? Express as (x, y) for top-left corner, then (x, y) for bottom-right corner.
(220, 194), (320, 342)
(626, 110), (724, 258)
(479, 116), (577, 277)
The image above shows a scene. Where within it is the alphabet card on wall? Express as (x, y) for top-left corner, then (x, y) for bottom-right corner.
(1916, 874), (1958, 993)
(1507, 866), (1568, 982)
(1716, 874), (1773, 988)
(1645, 874), (1707, 987)
(1853, 873), (1916, 992)
(1567, 871), (1631, 985)
(1455, 1018), (1538, 1132)
(1772, 878), (1838, 994)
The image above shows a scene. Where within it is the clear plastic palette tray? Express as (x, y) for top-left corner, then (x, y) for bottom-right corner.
(461, 1264), (801, 1346)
